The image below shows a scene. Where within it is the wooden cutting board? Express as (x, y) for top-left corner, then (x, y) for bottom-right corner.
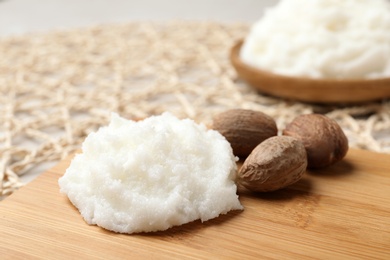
(1, 148), (389, 259)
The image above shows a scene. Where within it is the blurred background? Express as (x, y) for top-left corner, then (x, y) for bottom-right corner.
(1, 0), (389, 196)
(0, 0), (277, 36)
(0, 0), (276, 188)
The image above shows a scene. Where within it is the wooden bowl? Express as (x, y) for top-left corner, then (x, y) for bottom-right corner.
(230, 40), (390, 103)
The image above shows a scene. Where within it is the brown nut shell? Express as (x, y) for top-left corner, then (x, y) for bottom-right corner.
(212, 109), (277, 159)
(238, 136), (307, 192)
(283, 114), (349, 169)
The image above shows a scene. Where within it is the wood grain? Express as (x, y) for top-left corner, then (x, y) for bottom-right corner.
(1, 149), (389, 259)
(231, 40), (390, 104)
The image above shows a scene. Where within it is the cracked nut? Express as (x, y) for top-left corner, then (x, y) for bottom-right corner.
(237, 136), (307, 192)
(212, 109), (277, 159)
(282, 114), (349, 169)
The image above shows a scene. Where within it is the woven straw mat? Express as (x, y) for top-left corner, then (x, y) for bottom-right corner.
(1, 21), (390, 198)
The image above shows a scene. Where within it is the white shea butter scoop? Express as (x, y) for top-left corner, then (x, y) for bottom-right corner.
(59, 112), (242, 234)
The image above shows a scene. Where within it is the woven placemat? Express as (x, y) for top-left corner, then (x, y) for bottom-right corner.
(1, 21), (389, 197)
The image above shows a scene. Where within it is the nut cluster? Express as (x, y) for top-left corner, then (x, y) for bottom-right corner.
(212, 109), (349, 192)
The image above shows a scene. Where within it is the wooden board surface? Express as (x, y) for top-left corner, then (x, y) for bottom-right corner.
(1, 149), (390, 259)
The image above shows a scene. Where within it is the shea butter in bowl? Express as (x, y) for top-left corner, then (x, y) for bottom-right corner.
(231, 0), (390, 104)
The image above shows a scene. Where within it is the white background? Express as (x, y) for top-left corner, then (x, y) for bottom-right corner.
(0, 0), (277, 37)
